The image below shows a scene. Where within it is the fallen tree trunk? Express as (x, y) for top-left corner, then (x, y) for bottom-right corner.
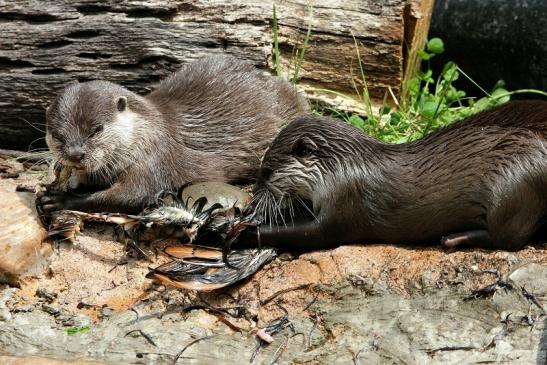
(0, 0), (433, 149)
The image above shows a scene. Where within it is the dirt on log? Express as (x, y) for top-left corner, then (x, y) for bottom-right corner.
(0, 0), (433, 149)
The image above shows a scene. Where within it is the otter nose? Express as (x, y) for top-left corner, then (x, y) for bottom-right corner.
(66, 146), (85, 162)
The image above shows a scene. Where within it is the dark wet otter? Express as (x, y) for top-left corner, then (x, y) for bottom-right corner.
(39, 56), (308, 213)
(251, 100), (547, 251)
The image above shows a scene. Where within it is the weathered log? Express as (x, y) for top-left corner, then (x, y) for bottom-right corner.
(402, 0), (434, 100)
(0, 0), (433, 149)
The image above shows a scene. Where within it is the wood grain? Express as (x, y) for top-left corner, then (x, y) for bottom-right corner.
(0, 0), (432, 149)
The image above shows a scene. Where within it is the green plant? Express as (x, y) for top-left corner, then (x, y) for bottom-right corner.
(317, 37), (547, 143)
(66, 325), (90, 336)
(270, 12), (546, 143)
(291, 6), (313, 84)
(271, 5), (313, 83)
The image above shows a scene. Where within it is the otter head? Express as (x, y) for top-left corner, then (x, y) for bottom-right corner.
(254, 116), (344, 217)
(46, 80), (144, 179)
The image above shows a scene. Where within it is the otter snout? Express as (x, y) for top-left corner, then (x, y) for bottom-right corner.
(66, 145), (85, 163)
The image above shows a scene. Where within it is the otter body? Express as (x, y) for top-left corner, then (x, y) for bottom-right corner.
(41, 56), (307, 213)
(253, 100), (547, 251)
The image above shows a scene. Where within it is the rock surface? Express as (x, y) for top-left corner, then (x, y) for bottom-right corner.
(0, 185), (50, 285)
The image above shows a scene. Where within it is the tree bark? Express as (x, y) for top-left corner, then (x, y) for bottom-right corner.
(0, 0), (433, 149)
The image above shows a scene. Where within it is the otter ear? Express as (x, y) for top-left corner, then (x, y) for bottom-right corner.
(116, 96), (127, 112)
(291, 136), (317, 158)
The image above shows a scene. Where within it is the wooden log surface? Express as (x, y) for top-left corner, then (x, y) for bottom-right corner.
(0, 0), (431, 149)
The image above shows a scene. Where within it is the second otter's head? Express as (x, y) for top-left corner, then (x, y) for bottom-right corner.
(254, 115), (367, 216)
(46, 80), (147, 178)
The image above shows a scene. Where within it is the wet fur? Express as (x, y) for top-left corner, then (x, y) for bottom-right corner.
(44, 56), (308, 212)
(254, 100), (547, 250)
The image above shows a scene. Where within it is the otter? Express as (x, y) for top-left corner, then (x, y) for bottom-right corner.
(39, 56), (308, 213)
(250, 100), (547, 251)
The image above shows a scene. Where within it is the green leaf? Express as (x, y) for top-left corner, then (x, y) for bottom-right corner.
(490, 88), (510, 104)
(492, 79), (506, 91)
(348, 114), (366, 130)
(446, 86), (466, 102)
(390, 112), (401, 124)
(472, 97), (492, 113)
(418, 50), (433, 61)
(409, 131), (424, 141)
(427, 38), (445, 54)
(418, 69), (434, 83)
(408, 78), (421, 96)
(379, 104), (391, 115)
(441, 62), (459, 82)
(421, 100), (439, 120)
(66, 325), (90, 336)
(424, 69), (433, 83)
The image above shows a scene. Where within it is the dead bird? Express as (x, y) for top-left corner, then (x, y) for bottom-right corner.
(38, 177), (278, 290)
(146, 245), (277, 291)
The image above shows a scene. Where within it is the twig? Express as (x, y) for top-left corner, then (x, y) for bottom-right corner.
(210, 311), (244, 332)
(426, 345), (476, 354)
(125, 329), (157, 347)
(307, 313), (320, 350)
(108, 259), (128, 273)
(464, 270), (513, 301)
(302, 295), (318, 312)
(352, 345), (368, 365)
(130, 307), (140, 321)
(269, 335), (289, 365)
(182, 303), (248, 319)
(135, 352), (175, 359)
(521, 286), (545, 314)
(250, 315), (292, 363)
(260, 284), (311, 306)
(173, 335), (216, 364)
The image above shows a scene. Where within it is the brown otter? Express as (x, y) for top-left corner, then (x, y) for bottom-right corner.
(250, 100), (547, 251)
(39, 56), (308, 213)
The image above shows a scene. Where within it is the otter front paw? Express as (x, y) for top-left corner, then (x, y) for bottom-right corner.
(37, 191), (87, 213)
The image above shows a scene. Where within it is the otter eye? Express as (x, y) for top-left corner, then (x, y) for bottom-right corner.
(51, 133), (63, 143)
(89, 125), (103, 137)
(291, 137), (316, 158)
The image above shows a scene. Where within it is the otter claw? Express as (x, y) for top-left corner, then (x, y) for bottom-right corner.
(39, 196), (55, 204)
(41, 203), (60, 212)
(37, 195), (65, 213)
(37, 192), (74, 213)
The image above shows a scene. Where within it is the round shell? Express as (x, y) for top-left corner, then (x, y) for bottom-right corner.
(179, 182), (251, 211)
